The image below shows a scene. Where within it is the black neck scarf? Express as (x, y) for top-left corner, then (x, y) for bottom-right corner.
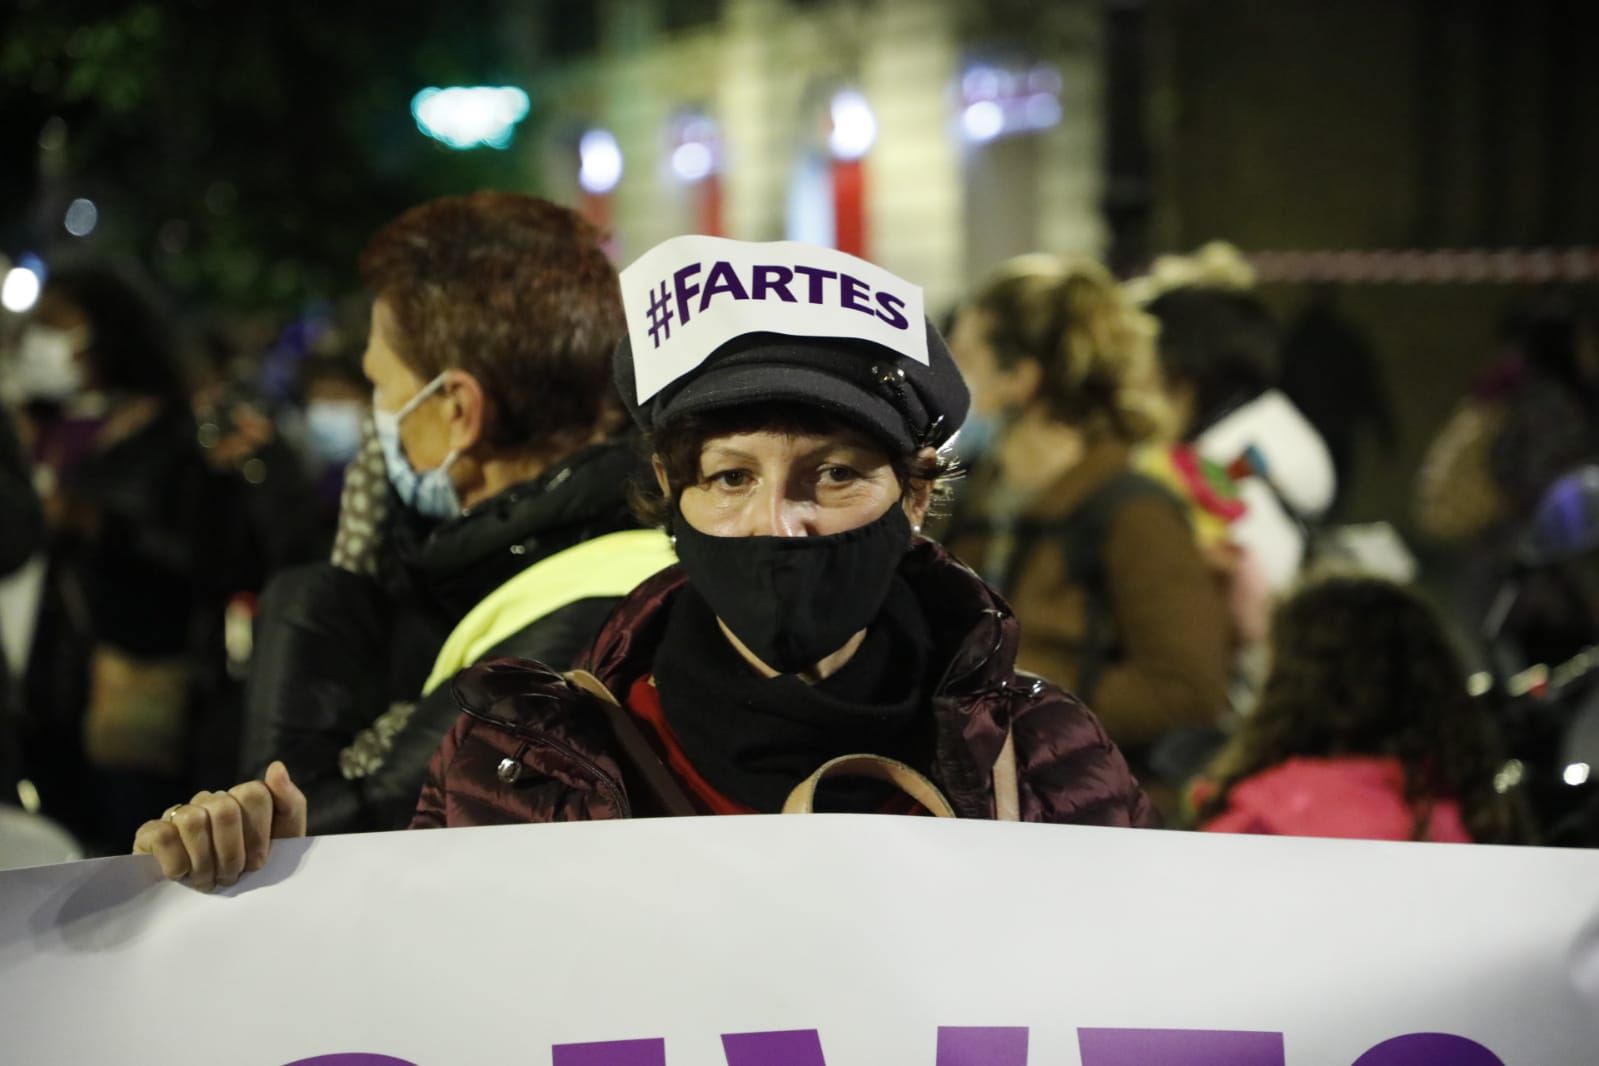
(651, 576), (936, 812)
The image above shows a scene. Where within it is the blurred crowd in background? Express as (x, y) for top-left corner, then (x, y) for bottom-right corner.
(2, 0), (1598, 858)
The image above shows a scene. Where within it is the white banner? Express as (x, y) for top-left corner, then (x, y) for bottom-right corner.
(1, 817), (1597, 1065)
(619, 236), (929, 402)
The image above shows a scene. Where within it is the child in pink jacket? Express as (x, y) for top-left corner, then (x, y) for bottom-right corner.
(1192, 575), (1528, 844)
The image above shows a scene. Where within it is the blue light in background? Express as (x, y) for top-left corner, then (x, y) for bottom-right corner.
(63, 198), (99, 237)
(958, 63), (1064, 144)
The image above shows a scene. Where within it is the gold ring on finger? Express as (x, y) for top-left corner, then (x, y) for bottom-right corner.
(162, 804), (184, 822)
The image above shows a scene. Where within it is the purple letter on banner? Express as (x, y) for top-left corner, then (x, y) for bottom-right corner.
(937, 1026), (1029, 1065)
(553, 1038), (667, 1066)
(1078, 1028), (1284, 1066)
(722, 1029), (827, 1065)
(1352, 1034), (1505, 1066)
(283, 1058), (420, 1066)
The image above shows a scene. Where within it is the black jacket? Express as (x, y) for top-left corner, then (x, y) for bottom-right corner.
(0, 407), (43, 793)
(0, 407), (42, 578)
(241, 436), (646, 833)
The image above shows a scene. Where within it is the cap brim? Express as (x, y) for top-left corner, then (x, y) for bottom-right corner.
(653, 362), (915, 453)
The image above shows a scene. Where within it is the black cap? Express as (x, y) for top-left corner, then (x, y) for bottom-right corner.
(614, 318), (970, 454)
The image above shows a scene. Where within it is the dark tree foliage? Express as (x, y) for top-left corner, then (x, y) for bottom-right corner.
(0, 0), (536, 310)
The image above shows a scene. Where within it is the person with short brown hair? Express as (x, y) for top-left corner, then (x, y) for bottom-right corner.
(357, 192), (625, 463)
(236, 192), (673, 837)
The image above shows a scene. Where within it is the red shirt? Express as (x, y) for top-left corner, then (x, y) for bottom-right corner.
(624, 675), (755, 815)
(623, 674), (927, 817)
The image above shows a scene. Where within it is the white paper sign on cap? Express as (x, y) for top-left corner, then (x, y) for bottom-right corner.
(619, 236), (928, 402)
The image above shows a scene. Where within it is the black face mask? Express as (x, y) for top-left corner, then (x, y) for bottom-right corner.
(671, 503), (914, 674)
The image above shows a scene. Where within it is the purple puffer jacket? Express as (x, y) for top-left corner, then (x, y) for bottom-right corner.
(412, 540), (1159, 828)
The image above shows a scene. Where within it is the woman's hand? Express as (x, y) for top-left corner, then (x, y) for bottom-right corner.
(133, 761), (307, 892)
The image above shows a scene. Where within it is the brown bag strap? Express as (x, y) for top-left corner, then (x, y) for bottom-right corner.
(993, 727), (1020, 822)
(782, 754), (959, 818)
(565, 670), (697, 818)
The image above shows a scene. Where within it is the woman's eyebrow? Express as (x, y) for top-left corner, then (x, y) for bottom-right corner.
(700, 445), (760, 464)
(702, 437), (881, 464)
(793, 434), (879, 458)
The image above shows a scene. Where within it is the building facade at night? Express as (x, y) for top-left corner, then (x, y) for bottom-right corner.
(510, 0), (1106, 314)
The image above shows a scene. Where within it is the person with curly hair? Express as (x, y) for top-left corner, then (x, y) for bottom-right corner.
(941, 255), (1231, 794)
(1192, 575), (1528, 844)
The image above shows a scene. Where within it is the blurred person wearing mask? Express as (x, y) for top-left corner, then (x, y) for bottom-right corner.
(183, 319), (346, 576)
(1190, 576), (1529, 844)
(940, 255), (1230, 799)
(136, 237), (1155, 893)
(290, 347), (371, 545)
(300, 353), (367, 472)
(238, 192), (669, 836)
(9, 262), (214, 849)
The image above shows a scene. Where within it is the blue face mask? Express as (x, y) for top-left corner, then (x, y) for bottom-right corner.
(950, 412), (1000, 463)
(305, 400), (365, 466)
(372, 374), (461, 520)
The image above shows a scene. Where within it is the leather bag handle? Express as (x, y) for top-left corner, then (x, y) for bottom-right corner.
(782, 754), (958, 818)
(992, 727), (1020, 822)
(781, 727), (1019, 820)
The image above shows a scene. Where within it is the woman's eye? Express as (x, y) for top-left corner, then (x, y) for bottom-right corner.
(707, 470), (751, 489)
(820, 465), (862, 485)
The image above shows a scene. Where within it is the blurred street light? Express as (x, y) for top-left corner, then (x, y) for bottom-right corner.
(2, 266), (42, 313)
(63, 198), (99, 237)
(670, 112), (720, 184)
(672, 142), (715, 183)
(37, 116), (68, 153)
(959, 63), (1064, 144)
(579, 129), (624, 195)
(411, 86), (530, 150)
(961, 101), (1005, 143)
(828, 90), (877, 161)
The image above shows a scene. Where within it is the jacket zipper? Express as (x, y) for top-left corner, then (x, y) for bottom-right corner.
(461, 705), (632, 819)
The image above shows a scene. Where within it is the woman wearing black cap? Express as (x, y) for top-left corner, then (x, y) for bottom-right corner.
(135, 238), (1155, 891)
